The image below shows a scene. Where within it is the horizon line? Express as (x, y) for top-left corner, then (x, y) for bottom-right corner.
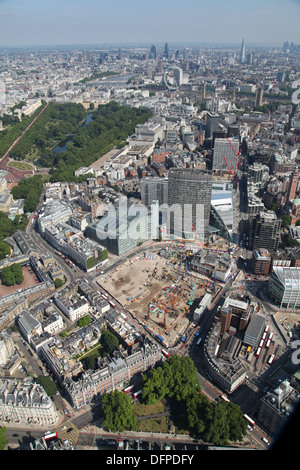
(0, 40), (291, 50)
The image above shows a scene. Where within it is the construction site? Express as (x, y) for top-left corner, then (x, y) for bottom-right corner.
(99, 242), (221, 347)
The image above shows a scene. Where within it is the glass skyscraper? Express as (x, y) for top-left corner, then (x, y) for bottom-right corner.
(167, 168), (212, 241)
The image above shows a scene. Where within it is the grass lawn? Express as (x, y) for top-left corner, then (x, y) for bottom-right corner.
(137, 416), (168, 433)
(133, 400), (168, 433)
(133, 400), (166, 417)
(8, 161), (33, 171)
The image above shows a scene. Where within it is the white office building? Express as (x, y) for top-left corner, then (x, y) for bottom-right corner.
(268, 266), (300, 309)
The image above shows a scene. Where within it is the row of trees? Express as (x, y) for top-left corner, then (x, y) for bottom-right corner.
(48, 102), (153, 182)
(7, 102), (86, 162)
(0, 101), (47, 158)
(101, 355), (247, 445)
(1, 263), (24, 286)
(2, 101), (152, 184)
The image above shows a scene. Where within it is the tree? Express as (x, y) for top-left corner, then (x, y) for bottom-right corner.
(78, 315), (91, 328)
(0, 427), (8, 451)
(100, 329), (119, 356)
(54, 278), (64, 289)
(281, 214), (292, 228)
(1, 266), (16, 286)
(10, 263), (24, 284)
(142, 366), (168, 405)
(141, 355), (201, 404)
(102, 390), (137, 432)
(0, 241), (11, 260)
(163, 355), (201, 401)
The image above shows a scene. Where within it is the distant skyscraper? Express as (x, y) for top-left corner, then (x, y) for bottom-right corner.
(164, 42), (169, 59)
(149, 44), (157, 60)
(173, 67), (183, 87)
(255, 86), (264, 107)
(240, 38), (246, 64)
(283, 41), (290, 53)
(167, 168), (212, 241)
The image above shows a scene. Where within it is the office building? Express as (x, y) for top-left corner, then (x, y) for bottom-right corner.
(167, 168), (212, 241)
(141, 177), (168, 206)
(64, 342), (161, 409)
(219, 297), (250, 335)
(249, 211), (281, 251)
(258, 380), (297, 436)
(252, 249), (272, 275)
(203, 323), (247, 393)
(243, 315), (266, 348)
(268, 266), (300, 308)
(173, 67), (183, 87)
(205, 112), (220, 139)
(213, 137), (240, 173)
(0, 377), (59, 426)
(255, 86), (264, 107)
(85, 201), (159, 256)
(164, 42), (169, 59)
(149, 45), (157, 60)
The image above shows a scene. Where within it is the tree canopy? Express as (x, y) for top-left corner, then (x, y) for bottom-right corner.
(141, 354), (247, 445)
(142, 355), (201, 405)
(102, 390), (137, 432)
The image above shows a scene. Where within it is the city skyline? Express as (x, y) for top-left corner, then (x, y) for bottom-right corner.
(0, 0), (299, 47)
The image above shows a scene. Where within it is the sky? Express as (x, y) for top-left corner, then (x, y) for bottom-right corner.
(0, 0), (299, 47)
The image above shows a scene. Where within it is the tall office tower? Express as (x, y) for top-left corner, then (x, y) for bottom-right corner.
(149, 44), (157, 60)
(246, 52), (254, 65)
(173, 67), (183, 86)
(141, 177), (168, 206)
(212, 137), (240, 173)
(200, 83), (206, 100)
(255, 86), (264, 107)
(285, 167), (299, 205)
(249, 211), (282, 251)
(164, 42), (169, 59)
(167, 168), (212, 241)
(283, 41), (290, 52)
(205, 112), (220, 139)
(157, 60), (163, 74)
(240, 38), (246, 64)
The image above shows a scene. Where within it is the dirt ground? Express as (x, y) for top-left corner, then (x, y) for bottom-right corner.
(0, 265), (40, 296)
(97, 252), (210, 345)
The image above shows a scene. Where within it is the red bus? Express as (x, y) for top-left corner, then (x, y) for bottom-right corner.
(243, 414), (255, 427)
(268, 354), (275, 365)
(161, 348), (170, 358)
(123, 385), (134, 394)
(220, 394), (230, 402)
(133, 390), (142, 399)
(256, 347), (262, 357)
(44, 432), (57, 441)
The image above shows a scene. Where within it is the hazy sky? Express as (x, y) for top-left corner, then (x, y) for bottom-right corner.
(0, 0), (299, 47)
